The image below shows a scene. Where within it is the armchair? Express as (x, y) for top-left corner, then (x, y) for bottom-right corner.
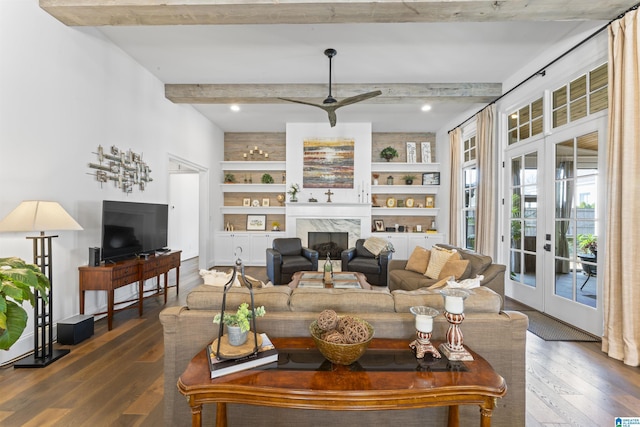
(266, 238), (319, 286)
(341, 238), (392, 287)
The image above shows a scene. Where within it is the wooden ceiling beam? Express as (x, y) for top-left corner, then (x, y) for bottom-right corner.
(39, 0), (635, 26)
(165, 83), (502, 104)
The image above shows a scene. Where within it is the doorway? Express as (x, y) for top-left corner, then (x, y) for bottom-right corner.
(503, 124), (603, 336)
(168, 156), (210, 270)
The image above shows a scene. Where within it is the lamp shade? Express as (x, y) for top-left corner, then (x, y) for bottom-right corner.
(0, 200), (83, 232)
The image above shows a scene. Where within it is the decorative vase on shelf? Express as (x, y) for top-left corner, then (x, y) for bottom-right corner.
(227, 325), (248, 346)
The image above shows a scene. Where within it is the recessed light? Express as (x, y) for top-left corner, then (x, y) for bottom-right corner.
(421, 104), (432, 112)
(230, 105), (240, 112)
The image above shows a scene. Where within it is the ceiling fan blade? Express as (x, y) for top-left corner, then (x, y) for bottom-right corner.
(277, 97), (324, 108)
(334, 90), (382, 108)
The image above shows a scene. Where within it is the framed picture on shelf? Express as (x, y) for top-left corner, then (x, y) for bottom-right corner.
(243, 198), (251, 207)
(397, 199), (405, 208)
(425, 196), (435, 208)
(406, 142), (417, 163)
(422, 172), (440, 185)
(374, 219), (385, 232)
(262, 198), (270, 207)
(246, 214), (266, 231)
(406, 197), (415, 208)
(421, 142), (432, 163)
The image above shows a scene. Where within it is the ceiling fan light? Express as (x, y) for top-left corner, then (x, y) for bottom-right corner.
(421, 104), (432, 112)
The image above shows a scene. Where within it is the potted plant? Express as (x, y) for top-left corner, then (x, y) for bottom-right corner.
(261, 173), (274, 184)
(0, 257), (50, 350)
(402, 175), (416, 185)
(213, 302), (266, 346)
(272, 221), (280, 231)
(578, 234), (597, 255)
(380, 146), (399, 162)
(287, 183), (300, 202)
(224, 173), (235, 183)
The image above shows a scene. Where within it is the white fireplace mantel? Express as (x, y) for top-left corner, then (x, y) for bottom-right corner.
(285, 203), (372, 247)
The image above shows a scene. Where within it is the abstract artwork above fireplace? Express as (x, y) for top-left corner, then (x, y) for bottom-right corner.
(303, 138), (354, 189)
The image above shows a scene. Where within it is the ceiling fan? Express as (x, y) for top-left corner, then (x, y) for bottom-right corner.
(279, 48), (382, 127)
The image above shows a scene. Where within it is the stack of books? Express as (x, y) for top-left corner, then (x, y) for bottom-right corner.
(207, 333), (278, 379)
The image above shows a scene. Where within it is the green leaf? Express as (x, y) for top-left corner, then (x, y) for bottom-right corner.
(0, 301), (28, 350)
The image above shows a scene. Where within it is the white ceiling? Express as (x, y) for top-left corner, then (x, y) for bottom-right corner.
(98, 21), (607, 133)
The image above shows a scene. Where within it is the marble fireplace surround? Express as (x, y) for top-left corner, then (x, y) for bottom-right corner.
(285, 203), (372, 250)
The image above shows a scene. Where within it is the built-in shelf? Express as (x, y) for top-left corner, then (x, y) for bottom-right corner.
(371, 162), (440, 172)
(220, 183), (286, 192)
(372, 185), (439, 194)
(371, 207), (439, 216)
(220, 206), (286, 214)
(221, 161), (287, 171)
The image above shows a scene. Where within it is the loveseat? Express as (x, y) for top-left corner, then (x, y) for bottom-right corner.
(160, 282), (527, 426)
(389, 244), (506, 299)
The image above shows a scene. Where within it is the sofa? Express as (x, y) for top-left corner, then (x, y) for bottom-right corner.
(160, 281), (527, 426)
(388, 244), (506, 300)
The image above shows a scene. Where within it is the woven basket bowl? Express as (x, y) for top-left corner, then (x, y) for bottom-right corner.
(309, 318), (375, 365)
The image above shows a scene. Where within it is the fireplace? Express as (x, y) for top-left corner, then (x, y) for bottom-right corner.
(308, 232), (349, 260)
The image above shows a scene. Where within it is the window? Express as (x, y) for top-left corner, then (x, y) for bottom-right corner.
(552, 63), (608, 128)
(461, 135), (477, 250)
(507, 97), (543, 145)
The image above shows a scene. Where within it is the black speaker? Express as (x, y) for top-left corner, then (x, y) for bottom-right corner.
(89, 247), (100, 266)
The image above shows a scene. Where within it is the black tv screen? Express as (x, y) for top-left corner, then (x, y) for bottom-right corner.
(101, 200), (168, 262)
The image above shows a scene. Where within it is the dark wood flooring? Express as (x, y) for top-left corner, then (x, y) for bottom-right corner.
(0, 262), (638, 426)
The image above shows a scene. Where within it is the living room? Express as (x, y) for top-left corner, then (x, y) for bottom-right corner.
(1, 1), (640, 425)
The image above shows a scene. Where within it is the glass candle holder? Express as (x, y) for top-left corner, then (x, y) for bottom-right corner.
(439, 289), (474, 361)
(409, 306), (441, 359)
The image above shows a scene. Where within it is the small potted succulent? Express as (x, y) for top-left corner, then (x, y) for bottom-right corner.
(380, 146), (399, 162)
(403, 175), (416, 185)
(261, 173), (274, 184)
(213, 302), (266, 346)
(224, 173), (236, 183)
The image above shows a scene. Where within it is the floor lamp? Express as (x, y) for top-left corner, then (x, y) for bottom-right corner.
(0, 201), (83, 368)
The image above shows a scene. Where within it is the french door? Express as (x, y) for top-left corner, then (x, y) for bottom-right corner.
(504, 123), (603, 335)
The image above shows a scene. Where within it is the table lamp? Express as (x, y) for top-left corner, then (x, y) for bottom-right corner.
(0, 200), (83, 367)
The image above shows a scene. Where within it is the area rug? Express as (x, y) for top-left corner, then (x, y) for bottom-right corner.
(521, 310), (600, 342)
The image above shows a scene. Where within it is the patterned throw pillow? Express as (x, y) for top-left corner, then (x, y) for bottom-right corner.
(424, 246), (458, 279)
(405, 246), (431, 273)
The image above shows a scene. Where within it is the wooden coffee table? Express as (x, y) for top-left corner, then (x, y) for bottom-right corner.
(288, 271), (372, 290)
(178, 337), (507, 427)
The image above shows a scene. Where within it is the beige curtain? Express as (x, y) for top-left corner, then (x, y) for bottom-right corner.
(602, 9), (640, 367)
(448, 128), (462, 245)
(475, 105), (496, 256)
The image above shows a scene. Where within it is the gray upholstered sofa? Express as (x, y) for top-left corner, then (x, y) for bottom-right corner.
(389, 244), (506, 299)
(160, 282), (527, 426)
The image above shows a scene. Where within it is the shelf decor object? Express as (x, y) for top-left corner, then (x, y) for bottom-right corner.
(0, 201), (83, 367)
(88, 145), (152, 193)
(406, 142), (417, 163)
(242, 145), (269, 159)
(421, 142), (432, 163)
(439, 289), (474, 361)
(409, 306), (441, 359)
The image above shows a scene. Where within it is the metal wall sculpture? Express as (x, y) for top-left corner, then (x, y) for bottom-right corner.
(88, 145), (152, 193)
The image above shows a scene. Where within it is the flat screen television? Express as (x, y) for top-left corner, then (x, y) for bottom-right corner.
(101, 200), (169, 262)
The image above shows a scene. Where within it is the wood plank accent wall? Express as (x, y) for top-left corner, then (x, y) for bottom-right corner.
(224, 133), (286, 161)
(372, 132), (436, 163)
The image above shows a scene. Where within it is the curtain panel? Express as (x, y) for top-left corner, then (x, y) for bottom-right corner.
(603, 9), (640, 367)
(448, 128), (462, 245)
(476, 105), (496, 257)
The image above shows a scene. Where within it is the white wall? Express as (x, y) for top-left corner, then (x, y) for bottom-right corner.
(0, 0), (223, 364)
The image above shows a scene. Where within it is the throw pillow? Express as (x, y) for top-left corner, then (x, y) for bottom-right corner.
(363, 236), (389, 256)
(405, 246), (431, 273)
(427, 277), (450, 290)
(424, 246), (458, 279)
(438, 259), (471, 281)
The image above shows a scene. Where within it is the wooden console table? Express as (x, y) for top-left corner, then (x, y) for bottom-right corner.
(178, 337), (506, 427)
(78, 251), (181, 330)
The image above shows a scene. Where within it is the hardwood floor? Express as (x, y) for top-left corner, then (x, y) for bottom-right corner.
(0, 263), (638, 426)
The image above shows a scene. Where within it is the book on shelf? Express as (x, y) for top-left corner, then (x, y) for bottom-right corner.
(207, 333), (278, 379)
